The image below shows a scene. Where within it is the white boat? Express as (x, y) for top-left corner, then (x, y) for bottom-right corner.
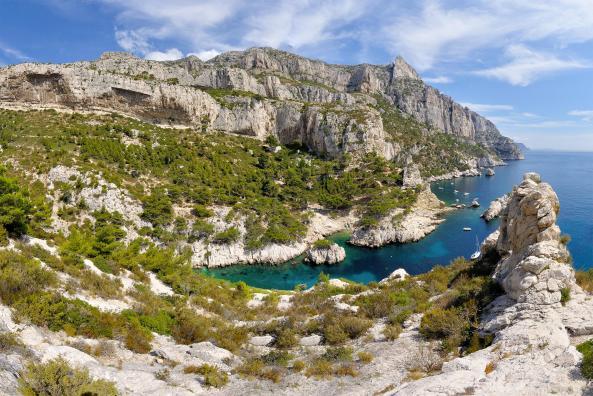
(463, 227), (472, 231)
(464, 192), (470, 196)
(454, 190), (459, 193)
(470, 236), (481, 259)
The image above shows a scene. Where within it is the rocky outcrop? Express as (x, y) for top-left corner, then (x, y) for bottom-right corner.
(481, 194), (510, 222)
(0, 47), (522, 163)
(305, 243), (346, 265)
(394, 173), (586, 395)
(350, 188), (448, 247)
(492, 172), (575, 305)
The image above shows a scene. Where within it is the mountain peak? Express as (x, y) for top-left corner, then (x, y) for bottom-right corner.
(393, 56), (421, 80)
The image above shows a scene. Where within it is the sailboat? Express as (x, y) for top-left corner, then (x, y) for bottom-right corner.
(470, 236), (481, 260)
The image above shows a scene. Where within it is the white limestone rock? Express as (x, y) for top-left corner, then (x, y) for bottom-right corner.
(350, 188), (448, 247)
(481, 194), (510, 222)
(305, 243), (346, 265)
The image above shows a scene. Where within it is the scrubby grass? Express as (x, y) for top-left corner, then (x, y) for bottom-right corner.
(576, 270), (593, 293)
(19, 358), (118, 396)
(577, 339), (593, 379)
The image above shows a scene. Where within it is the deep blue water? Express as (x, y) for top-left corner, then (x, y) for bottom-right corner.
(205, 151), (593, 290)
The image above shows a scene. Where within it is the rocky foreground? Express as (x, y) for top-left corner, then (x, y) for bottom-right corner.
(397, 173), (592, 395)
(1, 172), (591, 395)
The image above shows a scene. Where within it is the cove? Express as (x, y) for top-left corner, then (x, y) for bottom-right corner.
(204, 151), (593, 290)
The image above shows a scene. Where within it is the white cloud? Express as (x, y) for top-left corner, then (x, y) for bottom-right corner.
(145, 48), (184, 61)
(423, 76), (452, 84)
(188, 49), (220, 61)
(474, 45), (588, 86)
(0, 42), (31, 62)
(385, 0), (593, 71)
(460, 103), (513, 113)
(95, 0), (593, 86)
(568, 110), (593, 122)
(115, 29), (150, 53)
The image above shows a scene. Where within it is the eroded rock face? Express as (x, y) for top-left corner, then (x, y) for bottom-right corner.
(0, 47), (522, 162)
(481, 194), (510, 222)
(494, 173), (575, 305)
(350, 188), (448, 247)
(395, 173), (586, 395)
(305, 243), (346, 265)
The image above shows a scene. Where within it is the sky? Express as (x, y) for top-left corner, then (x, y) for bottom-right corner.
(1, 0), (592, 151)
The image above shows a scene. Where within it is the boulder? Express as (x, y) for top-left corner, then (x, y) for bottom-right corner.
(481, 194), (510, 221)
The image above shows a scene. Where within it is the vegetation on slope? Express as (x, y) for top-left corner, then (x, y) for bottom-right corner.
(372, 95), (495, 177)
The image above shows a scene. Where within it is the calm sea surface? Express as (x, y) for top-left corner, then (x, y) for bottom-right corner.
(205, 151), (593, 290)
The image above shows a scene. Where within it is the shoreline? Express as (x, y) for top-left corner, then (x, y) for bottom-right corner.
(199, 161), (514, 271)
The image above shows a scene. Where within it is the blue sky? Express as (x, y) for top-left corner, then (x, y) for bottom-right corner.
(1, 0), (592, 151)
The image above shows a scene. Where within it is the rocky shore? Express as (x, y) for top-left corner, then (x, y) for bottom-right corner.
(481, 194), (510, 222)
(349, 187), (450, 247)
(396, 173), (592, 395)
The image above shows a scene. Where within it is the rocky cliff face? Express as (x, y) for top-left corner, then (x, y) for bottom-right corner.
(0, 47), (522, 169)
(395, 173), (589, 395)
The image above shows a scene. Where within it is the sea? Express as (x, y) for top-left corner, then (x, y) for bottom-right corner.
(204, 151), (593, 290)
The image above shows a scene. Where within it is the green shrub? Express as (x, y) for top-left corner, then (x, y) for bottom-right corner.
(322, 346), (353, 362)
(305, 359), (334, 378)
(383, 324), (402, 341)
(577, 339), (593, 379)
(192, 205), (213, 218)
(274, 328), (298, 349)
(313, 239), (332, 249)
(187, 364), (228, 388)
(420, 307), (469, 351)
(261, 350), (294, 367)
(0, 171), (33, 237)
(0, 251), (56, 305)
(357, 351), (373, 364)
(560, 287), (571, 306)
(18, 358), (118, 396)
(141, 190), (173, 226)
(171, 308), (209, 344)
(576, 270), (593, 293)
(212, 227), (240, 244)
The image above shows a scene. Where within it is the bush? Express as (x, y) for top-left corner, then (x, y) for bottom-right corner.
(0, 251), (56, 305)
(323, 346), (353, 362)
(124, 321), (153, 354)
(576, 270), (593, 293)
(420, 307), (469, 351)
(192, 205), (213, 218)
(577, 339), (593, 379)
(0, 332), (28, 355)
(305, 359), (333, 379)
(186, 364), (228, 388)
(212, 227), (240, 244)
(141, 190), (173, 226)
(292, 360), (305, 372)
(560, 287), (571, 306)
(274, 328), (298, 349)
(313, 239), (332, 249)
(0, 172), (33, 237)
(357, 351), (373, 364)
(261, 350), (294, 367)
(383, 324), (402, 341)
(18, 358), (118, 396)
(171, 308), (208, 345)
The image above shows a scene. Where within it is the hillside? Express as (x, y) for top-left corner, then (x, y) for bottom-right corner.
(0, 47), (522, 164)
(1, 172), (592, 395)
(0, 48), (524, 267)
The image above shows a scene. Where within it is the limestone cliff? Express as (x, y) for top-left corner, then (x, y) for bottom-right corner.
(0, 47), (522, 172)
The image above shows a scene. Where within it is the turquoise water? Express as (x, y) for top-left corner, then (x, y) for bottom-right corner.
(205, 151), (593, 290)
